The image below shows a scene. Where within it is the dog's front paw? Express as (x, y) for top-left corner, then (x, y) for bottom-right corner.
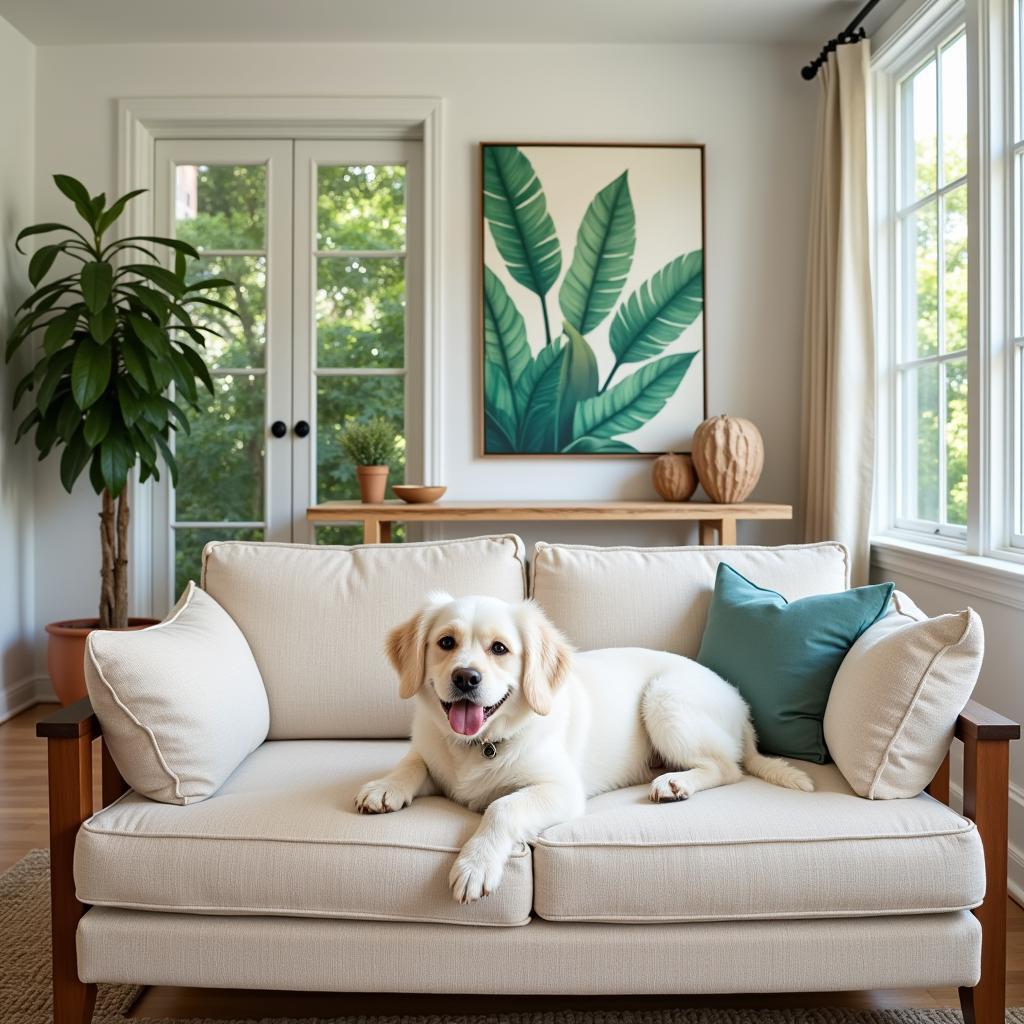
(355, 779), (412, 814)
(449, 843), (505, 904)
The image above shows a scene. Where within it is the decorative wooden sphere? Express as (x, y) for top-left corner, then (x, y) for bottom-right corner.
(691, 415), (764, 503)
(652, 453), (698, 502)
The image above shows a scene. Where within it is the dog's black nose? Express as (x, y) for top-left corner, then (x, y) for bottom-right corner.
(452, 667), (482, 693)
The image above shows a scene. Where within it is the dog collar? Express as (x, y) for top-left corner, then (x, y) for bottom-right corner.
(478, 740), (499, 759)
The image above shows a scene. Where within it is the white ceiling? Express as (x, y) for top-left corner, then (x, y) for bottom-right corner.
(0, 0), (870, 47)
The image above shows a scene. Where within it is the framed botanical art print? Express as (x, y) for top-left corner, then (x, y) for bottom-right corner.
(481, 142), (706, 456)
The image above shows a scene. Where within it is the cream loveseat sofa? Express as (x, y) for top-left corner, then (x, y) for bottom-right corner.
(38, 535), (1019, 1024)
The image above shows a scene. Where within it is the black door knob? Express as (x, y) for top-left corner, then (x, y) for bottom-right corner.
(270, 420), (287, 438)
(294, 420), (311, 438)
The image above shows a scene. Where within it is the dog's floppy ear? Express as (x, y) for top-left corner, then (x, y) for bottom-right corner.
(386, 593), (451, 699)
(517, 600), (573, 716)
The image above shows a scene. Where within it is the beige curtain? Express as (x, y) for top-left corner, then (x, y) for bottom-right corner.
(801, 40), (875, 586)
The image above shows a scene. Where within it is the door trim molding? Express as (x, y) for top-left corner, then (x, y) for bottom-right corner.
(117, 96), (445, 615)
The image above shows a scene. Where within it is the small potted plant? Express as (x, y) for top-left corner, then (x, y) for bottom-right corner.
(4, 174), (234, 703)
(340, 417), (398, 503)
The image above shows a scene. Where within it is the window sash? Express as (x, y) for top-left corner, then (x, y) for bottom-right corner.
(887, 25), (969, 537)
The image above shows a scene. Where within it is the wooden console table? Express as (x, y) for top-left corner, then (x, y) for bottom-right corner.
(306, 500), (792, 545)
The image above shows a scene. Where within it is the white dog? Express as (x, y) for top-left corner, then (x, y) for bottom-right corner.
(356, 593), (813, 904)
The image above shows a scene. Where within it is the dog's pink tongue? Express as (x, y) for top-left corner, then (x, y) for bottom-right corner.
(448, 700), (485, 736)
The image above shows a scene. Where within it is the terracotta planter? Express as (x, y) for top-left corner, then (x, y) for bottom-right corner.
(355, 465), (389, 503)
(45, 617), (160, 706)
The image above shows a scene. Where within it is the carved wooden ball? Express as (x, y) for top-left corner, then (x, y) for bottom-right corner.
(691, 415), (764, 503)
(652, 453), (698, 502)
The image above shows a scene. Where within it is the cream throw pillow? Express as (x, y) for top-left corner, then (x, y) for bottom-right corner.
(85, 582), (270, 804)
(824, 591), (983, 799)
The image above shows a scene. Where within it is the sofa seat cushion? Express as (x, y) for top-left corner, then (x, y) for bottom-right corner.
(76, 740), (531, 927)
(532, 762), (983, 923)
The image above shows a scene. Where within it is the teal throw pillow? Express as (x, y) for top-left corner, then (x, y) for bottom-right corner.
(696, 563), (893, 764)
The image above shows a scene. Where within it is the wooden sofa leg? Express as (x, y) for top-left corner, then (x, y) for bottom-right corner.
(47, 736), (97, 1024)
(960, 732), (1011, 1024)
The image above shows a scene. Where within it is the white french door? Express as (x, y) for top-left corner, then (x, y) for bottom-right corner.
(149, 138), (422, 611)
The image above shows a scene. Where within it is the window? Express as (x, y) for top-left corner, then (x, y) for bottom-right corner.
(874, 0), (1024, 567)
(890, 27), (969, 539)
(1013, 0), (1024, 545)
(149, 140), (422, 608)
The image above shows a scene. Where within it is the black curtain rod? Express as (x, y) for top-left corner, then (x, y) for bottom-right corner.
(801, 0), (883, 80)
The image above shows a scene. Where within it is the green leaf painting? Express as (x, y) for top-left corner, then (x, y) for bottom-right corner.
(482, 144), (704, 455)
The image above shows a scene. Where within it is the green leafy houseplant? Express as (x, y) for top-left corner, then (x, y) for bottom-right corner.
(340, 417), (398, 503)
(5, 174), (234, 632)
(339, 416), (399, 467)
(482, 146), (704, 454)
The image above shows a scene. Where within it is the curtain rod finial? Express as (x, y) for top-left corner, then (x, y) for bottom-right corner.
(801, 64), (818, 80)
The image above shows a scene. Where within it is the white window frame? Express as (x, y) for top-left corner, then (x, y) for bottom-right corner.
(874, 2), (971, 548)
(115, 97), (444, 617)
(1010, 0), (1024, 549)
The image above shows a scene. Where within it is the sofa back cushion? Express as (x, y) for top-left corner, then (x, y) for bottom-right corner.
(530, 541), (850, 654)
(202, 535), (528, 739)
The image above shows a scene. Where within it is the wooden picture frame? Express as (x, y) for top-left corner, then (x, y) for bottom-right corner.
(480, 142), (707, 458)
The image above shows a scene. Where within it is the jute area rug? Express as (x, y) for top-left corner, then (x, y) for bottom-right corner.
(1, 849), (1019, 1024)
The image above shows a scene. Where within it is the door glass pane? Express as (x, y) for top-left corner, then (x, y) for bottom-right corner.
(317, 165), (406, 251)
(315, 523), (406, 546)
(902, 201), (938, 358)
(316, 376), (405, 503)
(902, 58), (937, 203)
(316, 257), (405, 369)
(945, 358), (968, 526)
(904, 363), (940, 522)
(186, 256), (266, 369)
(940, 34), (967, 185)
(175, 164), (266, 250)
(174, 373), (265, 522)
(943, 184), (968, 352)
(174, 526), (263, 598)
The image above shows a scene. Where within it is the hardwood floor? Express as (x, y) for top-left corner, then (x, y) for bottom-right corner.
(3, 702), (1021, 1020)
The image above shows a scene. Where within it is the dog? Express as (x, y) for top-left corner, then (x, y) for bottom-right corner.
(355, 592), (814, 904)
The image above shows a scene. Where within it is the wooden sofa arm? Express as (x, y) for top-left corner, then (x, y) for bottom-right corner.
(956, 699), (1021, 742)
(948, 699), (1020, 1024)
(38, 696), (129, 1024)
(36, 697), (101, 740)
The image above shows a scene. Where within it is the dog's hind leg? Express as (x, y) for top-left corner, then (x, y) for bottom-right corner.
(641, 672), (744, 803)
(649, 758), (742, 802)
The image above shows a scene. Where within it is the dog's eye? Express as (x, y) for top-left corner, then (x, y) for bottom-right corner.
(490, 641), (509, 656)
(437, 635), (456, 651)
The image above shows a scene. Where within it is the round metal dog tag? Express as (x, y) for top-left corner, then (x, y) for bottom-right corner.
(481, 741), (498, 759)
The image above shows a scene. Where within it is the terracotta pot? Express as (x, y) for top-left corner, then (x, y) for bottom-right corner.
(355, 465), (389, 503)
(46, 617), (160, 706)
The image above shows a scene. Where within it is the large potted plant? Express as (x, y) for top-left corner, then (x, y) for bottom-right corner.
(4, 174), (233, 704)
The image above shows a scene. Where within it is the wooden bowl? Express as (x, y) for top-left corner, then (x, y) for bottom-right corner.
(393, 485), (447, 504)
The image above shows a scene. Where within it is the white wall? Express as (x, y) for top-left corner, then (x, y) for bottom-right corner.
(0, 15), (38, 719)
(870, 561), (1024, 901)
(29, 40), (816, 646)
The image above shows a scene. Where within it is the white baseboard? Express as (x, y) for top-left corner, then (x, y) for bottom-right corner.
(0, 674), (55, 724)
